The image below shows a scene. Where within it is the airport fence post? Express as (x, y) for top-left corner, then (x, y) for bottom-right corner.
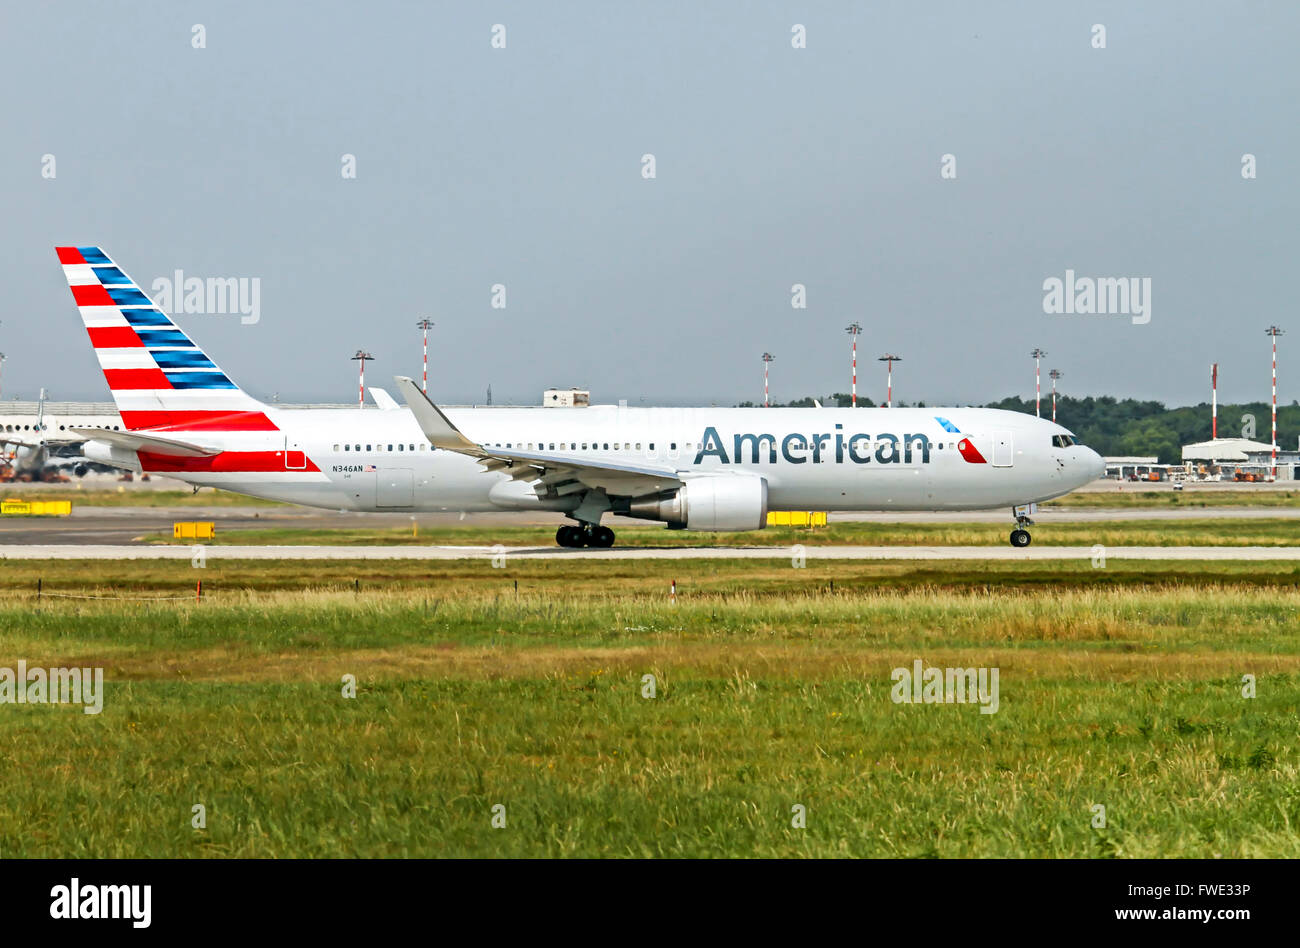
(37, 578), (42, 601)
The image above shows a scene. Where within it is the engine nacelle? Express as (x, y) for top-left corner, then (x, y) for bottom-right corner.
(619, 475), (768, 532)
(82, 440), (142, 473)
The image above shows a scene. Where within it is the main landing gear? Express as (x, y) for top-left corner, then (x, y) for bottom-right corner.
(556, 523), (615, 548)
(1009, 508), (1034, 547)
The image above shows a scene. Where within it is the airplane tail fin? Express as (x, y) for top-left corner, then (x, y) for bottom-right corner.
(56, 246), (275, 432)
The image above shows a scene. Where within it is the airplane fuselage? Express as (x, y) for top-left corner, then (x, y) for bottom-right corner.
(130, 404), (1104, 515)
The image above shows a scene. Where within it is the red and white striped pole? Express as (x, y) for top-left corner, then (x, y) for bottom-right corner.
(352, 350), (373, 409)
(1049, 369), (1062, 423)
(762, 352), (774, 407)
(1267, 328), (1283, 478)
(1211, 362), (1218, 440)
(1031, 348), (1047, 418)
(878, 354), (901, 408)
(416, 318), (434, 393)
(846, 322), (862, 407)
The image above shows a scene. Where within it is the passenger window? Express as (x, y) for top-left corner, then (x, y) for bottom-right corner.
(398, 444), (404, 451)
(343, 444), (349, 451)
(603, 442), (609, 450)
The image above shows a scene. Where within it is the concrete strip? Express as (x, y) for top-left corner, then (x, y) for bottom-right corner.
(3, 544), (1300, 561)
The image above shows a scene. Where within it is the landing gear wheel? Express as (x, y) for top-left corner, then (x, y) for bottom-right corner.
(591, 526), (615, 548)
(1010, 528), (1031, 547)
(556, 525), (583, 548)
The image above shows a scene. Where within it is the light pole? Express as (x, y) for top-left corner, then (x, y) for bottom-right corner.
(0, 353), (6, 401)
(878, 354), (901, 407)
(1211, 363), (1218, 439)
(1049, 369), (1062, 423)
(1030, 348), (1047, 417)
(1267, 327), (1284, 479)
(415, 318), (435, 393)
(352, 350), (374, 408)
(845, 322), (862, 407)
(761, 352), (775, 407)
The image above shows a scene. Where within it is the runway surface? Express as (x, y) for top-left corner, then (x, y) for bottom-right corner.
(4, 544), (1300, 561)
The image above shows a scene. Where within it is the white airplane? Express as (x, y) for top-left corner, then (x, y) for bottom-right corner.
(57, 246), (1105, 547)
(0, 390), (116, 479)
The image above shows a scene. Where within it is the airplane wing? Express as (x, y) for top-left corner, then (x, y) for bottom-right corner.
(69, 428), (220, 458)
(393, 376), (682, 498)
(367, 387), (401, 411)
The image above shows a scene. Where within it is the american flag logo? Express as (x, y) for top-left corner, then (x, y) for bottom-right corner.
(364, 464), (377, 472)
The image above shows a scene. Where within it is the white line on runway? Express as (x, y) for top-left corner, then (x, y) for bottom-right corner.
(3, 545), (1300, 561)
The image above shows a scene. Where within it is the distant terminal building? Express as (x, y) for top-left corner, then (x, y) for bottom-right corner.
(543, 388), (590, 408)
(1242, 447), (1300, 481)
(1182, 437), (1281, 480)
(1104, 456), (1167, 480)
(1181, 438), (1276, 465)
(1178, 437), (1300, 481)
(0, 401), (123, 434)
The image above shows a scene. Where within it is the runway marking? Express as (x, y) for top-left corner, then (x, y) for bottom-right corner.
(3, 544), (1300, 561)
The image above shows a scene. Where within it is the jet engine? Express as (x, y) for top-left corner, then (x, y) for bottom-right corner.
(618, 475), (768, 531)
(82, 440), (142, 473)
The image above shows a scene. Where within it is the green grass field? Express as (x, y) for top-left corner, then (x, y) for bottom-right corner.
(1044, 488), (1300, 508)
(1, 559), (1297, 857)
(140, 516), (1300, 547)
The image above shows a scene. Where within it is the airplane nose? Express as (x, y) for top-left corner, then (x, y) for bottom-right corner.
(1087, 449), (1105, 481)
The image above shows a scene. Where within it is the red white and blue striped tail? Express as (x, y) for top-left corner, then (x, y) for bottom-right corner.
(57, 246), (276, 432)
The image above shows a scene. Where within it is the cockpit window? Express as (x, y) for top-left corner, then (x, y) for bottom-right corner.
(1052, 434), (1076, 448)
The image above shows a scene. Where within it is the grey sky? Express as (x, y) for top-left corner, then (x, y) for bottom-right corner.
(3, 1), (1297, 408)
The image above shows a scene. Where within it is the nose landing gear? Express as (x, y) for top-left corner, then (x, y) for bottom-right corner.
(1009, 507), (1034, 547)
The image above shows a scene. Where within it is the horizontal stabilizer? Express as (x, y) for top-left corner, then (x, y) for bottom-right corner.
(70, 427), (219, 457)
